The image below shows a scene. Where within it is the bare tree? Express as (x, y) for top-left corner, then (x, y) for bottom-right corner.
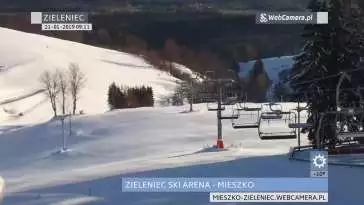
(57, 69), (68, 115)
(68, 63), (86, 115)
(39, 70), (59, 116)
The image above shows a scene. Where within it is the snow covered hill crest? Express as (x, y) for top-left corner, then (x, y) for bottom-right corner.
(0, 27), (193, 125)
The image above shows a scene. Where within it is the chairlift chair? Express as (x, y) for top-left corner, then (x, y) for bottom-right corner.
(242, 107), (262, 112)
(231, 105), (260, 129)
(260, 103), (284, 120)
(222, 96), (238, 106)
(291, 106), (309, 112)
(237, 101), (261, 112)
(258, 111), (297, 140)
(260, 112), (283, 120)
(207, 102), (225, 111)
(258, 131), (297, 140)
(220, 116), (239, 120)
(237, 92), (261, 111)
(220, 104), (239, 120)
(336, 120), (364, 143)
(337, 131), (364, 139)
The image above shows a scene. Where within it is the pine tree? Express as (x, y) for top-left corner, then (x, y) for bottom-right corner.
(291, 0), (364, 148)
(148, 87), (154, 106)
(274, 69), (292, 101)
(126, 87), (138, 108)
(107, 82), (127, 110)
(245, 59), (271, 102)
(107, 82), (118, 110)
(115, 85), (126, 109)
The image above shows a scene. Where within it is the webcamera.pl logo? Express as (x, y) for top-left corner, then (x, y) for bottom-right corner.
(259, 13), (268, 23)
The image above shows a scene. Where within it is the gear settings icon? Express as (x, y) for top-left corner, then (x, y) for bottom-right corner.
(312, 154), (327, 168)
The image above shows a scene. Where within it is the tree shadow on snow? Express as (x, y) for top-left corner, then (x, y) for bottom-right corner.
(4, 153), (363, 205)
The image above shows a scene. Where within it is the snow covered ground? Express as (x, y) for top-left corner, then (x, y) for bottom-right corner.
(0, 102), (363, 205)
(0, 27), (183, 125)
(1, 28), (363, 205)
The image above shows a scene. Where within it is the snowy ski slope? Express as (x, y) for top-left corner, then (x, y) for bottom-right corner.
(0, 27), (189, 125)
(0, 103), (363, 205)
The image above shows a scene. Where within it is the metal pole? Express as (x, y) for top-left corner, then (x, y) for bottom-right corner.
(69, 113), (72, 138)
(298, 101), (301, 150)
(61, 117), (65, 150)
(190, 79), (194, 112)
(316, 114), (324, 149)
(217, 82), (223, 148)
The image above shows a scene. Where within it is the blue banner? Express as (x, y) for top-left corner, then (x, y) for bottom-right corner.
(122, 178), (328, 192)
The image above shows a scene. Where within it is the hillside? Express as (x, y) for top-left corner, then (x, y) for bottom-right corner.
(0, 27), (188, 125)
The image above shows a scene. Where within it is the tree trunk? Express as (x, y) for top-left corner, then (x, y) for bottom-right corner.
(73, 99), (76, 115)
(51, 98), (57, 116)
(189, 81), (194, 112)
(62, 93), (65, 115)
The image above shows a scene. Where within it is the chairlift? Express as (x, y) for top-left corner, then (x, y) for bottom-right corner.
(220, 115), (239, 120)
(220, 104), (239, 120)
(291, 107), (308, 112)
(237, 102), (261, 111)
(241, 107), (261, 112)
(260, 103), (283, 120)
(336, 118), (364, 143)
(337, 131), (364, 139)
(237, 93), (261, 111)
(207, 102), (225, 111)
(258, 131), (297, 140)
(222, 96), (238, 106)
(258, 111), (297, 140)
(260, 112), (283, 120)
(232, 104), (260, 129)
(267, 102), (283, 112)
